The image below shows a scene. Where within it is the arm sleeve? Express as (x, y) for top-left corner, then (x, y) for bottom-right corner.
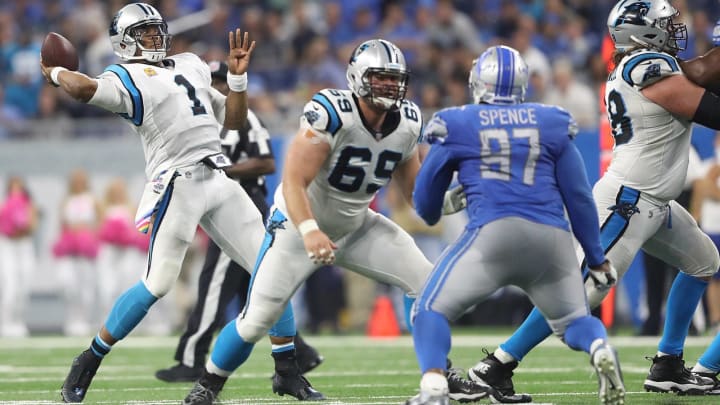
(555, 142), (605, 267)
(87, 74), (132, 114)
(413, 145), (456, 226)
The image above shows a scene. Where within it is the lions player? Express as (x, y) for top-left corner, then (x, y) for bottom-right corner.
(407, 45), (625, 405)
(182, 39), (495, 405)
(464, 0), (720, 399)
(40, 3), (312, 403)
(685, 18), (720, 394)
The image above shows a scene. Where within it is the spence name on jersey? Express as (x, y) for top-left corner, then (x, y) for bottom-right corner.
(604, 49), (690, 201)
(274, 88), (422, 239)
(89, 53), (227, 179)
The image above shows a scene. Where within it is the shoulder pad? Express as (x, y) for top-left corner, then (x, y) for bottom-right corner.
(422, 112), (449, 145)
(303, 89), (346, 136)
(545, 105), (578, 140)
(621, 52), (680, 88)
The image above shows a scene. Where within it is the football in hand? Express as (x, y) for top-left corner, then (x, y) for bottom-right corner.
(41, 32), (79, 71)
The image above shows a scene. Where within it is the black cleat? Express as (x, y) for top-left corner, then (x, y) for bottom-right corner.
(446, 367), (494, 403)
(155, 363), (204, 382)
(182, 372), (227, 405)
(643, 354), (714, 395)
(60, 349), (102, 403)
(296, 344), (324, 375)
(272, 372), (326, 401)
(467, 349), (530, 400)
(696, 371), (720, 395)
(449, 362), (531, 403)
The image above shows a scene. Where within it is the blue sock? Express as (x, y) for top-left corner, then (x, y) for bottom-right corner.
(698, 332), (720, 372)
(404, 294), (415, 333)
(105, 281), (158, 340)
(413, 309), (451, 373)
(658, 272), (708, 355)
(500, 307), (552, 361)
(563, 316), (607, 353)
(210, 319), (255, 372)
(269, 303), (296, 338)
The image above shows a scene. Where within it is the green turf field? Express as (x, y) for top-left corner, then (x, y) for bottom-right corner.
(0, 333), (716, 404)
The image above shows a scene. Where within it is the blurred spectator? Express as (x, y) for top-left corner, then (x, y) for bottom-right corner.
(510, 16), (551, 101)
(0, 176), (37, 337)
(541, 58), (597, 129)
(96, 178), (148, 319)
(425, 0), (483, 55)
(0, 85), (26, 139)
(4, 31), (43, 118)
(692, 134), (720, 334)
(296, 35), (346, 97)
(53, 169), (100, 336)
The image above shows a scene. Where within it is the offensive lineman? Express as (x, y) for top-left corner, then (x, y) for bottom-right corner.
(41, 3), (315, 402)
(182, 39), (496, 404)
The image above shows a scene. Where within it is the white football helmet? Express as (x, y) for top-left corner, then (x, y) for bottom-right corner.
(346, 39), (409, 110)
(469, 45), (528, 105)
(607, 0), (687, 54)
(109, 3), (171, 63)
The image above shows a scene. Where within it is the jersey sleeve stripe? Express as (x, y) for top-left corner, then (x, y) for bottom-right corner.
(621, 53), (679, 86)
(312, 93), (342, 135)
(105, 64), (144, 126)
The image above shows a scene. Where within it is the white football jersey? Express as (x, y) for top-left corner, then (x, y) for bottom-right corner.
(89, 53), (226, 178)
(274, 89), (423, 239)
(603, 49), (692, 201)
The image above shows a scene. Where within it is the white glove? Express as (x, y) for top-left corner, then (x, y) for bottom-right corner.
(442, 185), (467, 215)
(584, 260), (618, 307)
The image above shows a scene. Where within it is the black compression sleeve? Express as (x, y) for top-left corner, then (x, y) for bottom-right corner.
(693, 90), (720, 130)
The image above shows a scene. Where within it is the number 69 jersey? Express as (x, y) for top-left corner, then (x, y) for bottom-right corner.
(88, 53), (226, 179)
(274, 88), (423, 240)
(604, 49), (692, 201)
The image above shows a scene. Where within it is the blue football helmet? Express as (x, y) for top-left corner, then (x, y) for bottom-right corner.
(468, 45), (528, 105)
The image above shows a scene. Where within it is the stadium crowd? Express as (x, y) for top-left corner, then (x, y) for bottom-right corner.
(3, 0), (720, 339)
(1, 0), (717, 137)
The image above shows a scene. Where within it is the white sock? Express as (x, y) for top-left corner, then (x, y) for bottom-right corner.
(420, 372), (448, 395)
(692, 363), (716, 374)
(493, 347), (517, 364)
(656, 351), (671, 357)
(589, 338), (605, 355)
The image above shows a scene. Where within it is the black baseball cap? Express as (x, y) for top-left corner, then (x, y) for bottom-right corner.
(208, 60), (228, 81)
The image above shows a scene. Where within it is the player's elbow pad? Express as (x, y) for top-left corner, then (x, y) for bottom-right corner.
(693, 90), (720, 130)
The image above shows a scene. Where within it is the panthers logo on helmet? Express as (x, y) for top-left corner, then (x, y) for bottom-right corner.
(349, 43), (371, 63)
(612, 1), (651, 27)
(109, 12), (122, 36)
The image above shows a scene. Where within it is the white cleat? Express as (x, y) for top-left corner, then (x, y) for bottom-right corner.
(591, 343), (625, 405)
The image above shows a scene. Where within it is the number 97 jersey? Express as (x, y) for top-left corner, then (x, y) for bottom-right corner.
(276, 88), (422, 239)
(604, 49), (692, 201)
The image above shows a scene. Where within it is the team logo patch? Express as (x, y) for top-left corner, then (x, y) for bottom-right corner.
(144, 67), (157, 77)
(304, 110), (320, 125)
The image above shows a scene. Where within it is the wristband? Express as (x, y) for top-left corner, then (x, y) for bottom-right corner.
(297, 219), (319, 237)
(50, 67), (69, 86)
(227, 72), (248, 92)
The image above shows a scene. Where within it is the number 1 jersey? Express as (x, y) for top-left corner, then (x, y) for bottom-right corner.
(89, 53), (226, 179)
(604, 49), (692, 201)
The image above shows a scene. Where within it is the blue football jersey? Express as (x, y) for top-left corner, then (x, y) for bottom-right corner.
(416, 103), (589, 233)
